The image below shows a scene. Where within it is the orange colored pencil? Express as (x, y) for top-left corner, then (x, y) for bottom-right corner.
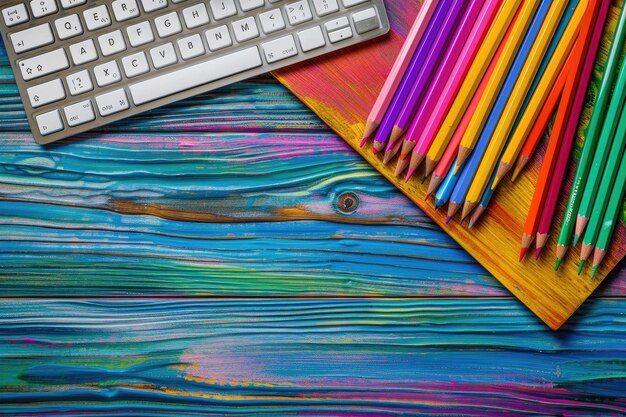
(519, 0), (597, 260)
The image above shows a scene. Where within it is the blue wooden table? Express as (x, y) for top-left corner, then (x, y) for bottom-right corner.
(1, 38), (626, 415)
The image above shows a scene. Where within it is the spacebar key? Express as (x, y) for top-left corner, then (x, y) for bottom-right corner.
(129, 47), (263, 105)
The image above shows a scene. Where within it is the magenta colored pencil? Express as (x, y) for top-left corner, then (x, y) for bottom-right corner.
(534, 0), (610, 258)
(387, 0), (469, 144)
(402, 0), (502, 159)
(371, 0), (454, 154)
(385, 0), (482, 158)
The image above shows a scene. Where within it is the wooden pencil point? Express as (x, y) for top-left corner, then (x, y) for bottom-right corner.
(519, 247), (528, 262)
(554, 257), (562, 271)
(461, 201), (477, 222)
(395, 157), (410, 177)
(408, 152), (425, 180)
(592, 249), (606, 275)
(468, 205), (486, 229)
(424, 158), (437, 179)
(555, 245), (568, 269)
(427, 174), (443, 198)
(372, 140), (385, 155)
(536, 233), (549, 253)
(495, 162), (511, 185)
(534, 247), (543, 260)
(399, 140), (416, 162)
(520, 233), (534, 261)
(361, 120), (379, 146)
(447, 202), (460, 221)
(580, 243), (593, 262)
(577, 259), (585, 275)
(511, 155), (529, 182)
(388, 126), (405, 148)
(575, 216), (589, 242)
(383, 140), (402, 165)
(456, 146), (472, 171)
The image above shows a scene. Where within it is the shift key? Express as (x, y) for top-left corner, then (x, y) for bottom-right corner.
(18, 49), (69, 81)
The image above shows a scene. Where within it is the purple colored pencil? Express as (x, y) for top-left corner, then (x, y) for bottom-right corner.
(385, 0), (480, 160)
(384, 0), (471, 157)
(372, 0), (454, 154)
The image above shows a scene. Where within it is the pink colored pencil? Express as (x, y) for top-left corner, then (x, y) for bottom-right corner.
(534, 0), (610, 258)
(424, 26), (508, 195)
(383, 0), (484, 163)
(397, 0), (503, 162)
(360, 0), (439, 146)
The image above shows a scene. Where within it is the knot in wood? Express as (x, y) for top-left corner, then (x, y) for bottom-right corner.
(336, 192), (359, 214)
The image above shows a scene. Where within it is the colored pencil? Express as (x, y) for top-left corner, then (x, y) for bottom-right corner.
(424, 27), (510, 191)
(515, 0), (589, 260)
(556, 4), (626, 268)
(467, 170), (497, 229)
(383, 0), (471, 161)
(411, 0), (503, 174)
(535, 0), (609, 259)
(360, 0), (439, 145)
(435, 157), (463, 210)
(447, 0), (552, 221)
(575, 52), (626, 243)
(403, 0), (523, 180)
(385, 0), (482, 164)
(463, 0), (579, 224)
(579, 109), (626, 273)
(492, 2), (586, 187)
(371, 0), (451, 154)
(591, 149), (626, 278)
(509, 62), (568, 182)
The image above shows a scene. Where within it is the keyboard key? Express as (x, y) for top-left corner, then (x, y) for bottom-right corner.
(84, 5), (112, 30)
(141, 0), (168, 12)
(94, 61), (122, 87)
(27, 79), (66, 108)
(155, 11), (182, 37)
(285, 1), (312, 25)
(239, 0), (264, 11)
(298, 25), (325, 51)
(30, 0), (57, 18)
(60, 0), (87, 9)
(122, 52), (150, 77)
(2, 4), (29, 27)
(205, 25), (232, 51)
(66, 70), (93, 96)
(69, 39), (98, 65)
(342, 0), (368, 6)
(55, 14), (83, 40)
(36, 110), (63, 136)
(10, 23), (54, 54)
(150, 42), (178, 68)
(324, 16), (348, 31)
(209, 0), (236, 20)
(127, 21), (154, 47)
(64, 99), (95, 127)
(262, 34), (297, 63)
(130, 46), (262, 105)
(18, 48), (69, 81)
(312, 0), (339, 16)
(352, 7), (379, 34)
(232, 16), (259, 42)
(99, 30), (127, 56)
(112, 0), (140, 22)
(259, 9), (285, 34)
(182, 3), (209, 29)
(96, 89), (130, 116)
(328, 26), (352, 43)
(178, 34), (205, 60)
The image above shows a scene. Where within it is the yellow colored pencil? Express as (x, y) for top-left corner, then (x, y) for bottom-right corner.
(462, 0), (586, 216)
(493, 1), (588, 187)
(455, 0), (541, 172)
(424, 0), (522, 167)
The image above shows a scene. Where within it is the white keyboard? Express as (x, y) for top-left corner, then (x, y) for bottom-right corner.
(0, 0), (389, 144)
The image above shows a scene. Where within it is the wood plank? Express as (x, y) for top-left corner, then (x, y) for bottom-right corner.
(1, 299), (625, 416)
(274, 2), (626, 329)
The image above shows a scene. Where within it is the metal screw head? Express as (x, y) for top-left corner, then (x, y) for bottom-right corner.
(336, 192), (359, 214)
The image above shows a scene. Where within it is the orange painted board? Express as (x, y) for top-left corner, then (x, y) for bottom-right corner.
(274, 0), (626, 330)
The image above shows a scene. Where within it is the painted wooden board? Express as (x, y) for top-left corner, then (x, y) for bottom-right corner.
(2, 299), (626, 416)
(274, 1), (626, 330)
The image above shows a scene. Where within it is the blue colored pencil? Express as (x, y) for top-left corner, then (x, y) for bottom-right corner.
(435, 157), (463, 211)
(468, 169), (498, 228)
(447, 0), (553, 221)
(371, 0), (453, 154)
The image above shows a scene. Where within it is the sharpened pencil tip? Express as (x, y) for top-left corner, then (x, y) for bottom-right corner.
(519, 247), (528, 262)
(424, 191), (432, 201)
(591, 265), (598, 279)
(491, 176), (501, 190)
(577, 260), (585, 275)
(573, 234), (579, 246)
(445, 216), (452, 225)
(468, 218), (475, 229)
(359, 136), (369, 148)
(534, 248), (542, 260)
(405, 168), (416, 183)
(372, 146), (378, 155)
(554, 258), (562, 271)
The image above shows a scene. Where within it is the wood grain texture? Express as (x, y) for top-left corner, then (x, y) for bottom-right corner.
(274, 1), (626, 329)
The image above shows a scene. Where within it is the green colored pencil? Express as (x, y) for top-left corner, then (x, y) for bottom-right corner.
(578, 100), (626, 274)
(574, 52), (626, 245)
(555, 4), (626, 270)
(591, 149), (626, 278)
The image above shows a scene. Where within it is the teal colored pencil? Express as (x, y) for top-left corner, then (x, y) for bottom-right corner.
(556, 4), (626, 269)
